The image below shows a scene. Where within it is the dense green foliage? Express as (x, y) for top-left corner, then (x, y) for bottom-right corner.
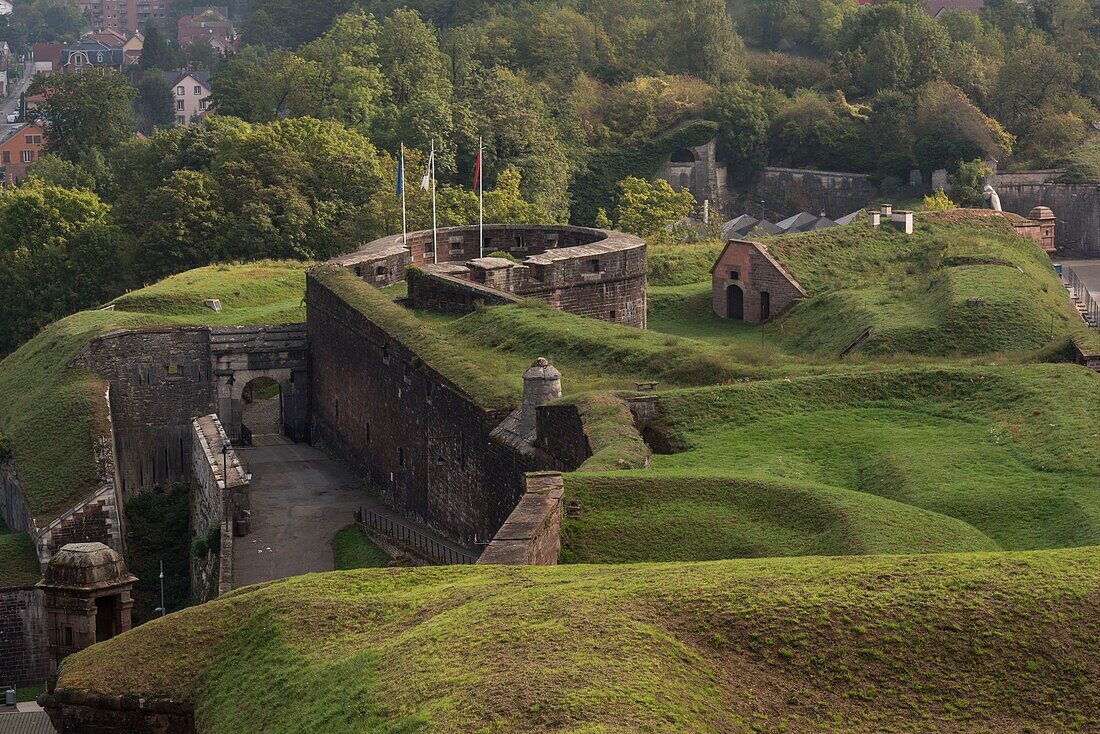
(331, 525), (392, 570)
(124, 484), (191, 622)
(55, 549), (1100, 732)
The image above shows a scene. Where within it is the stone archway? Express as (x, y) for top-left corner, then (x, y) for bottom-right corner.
(217, 368), (294, 443)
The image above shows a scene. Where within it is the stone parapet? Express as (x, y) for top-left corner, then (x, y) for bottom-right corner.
(477, 472), (564, 566)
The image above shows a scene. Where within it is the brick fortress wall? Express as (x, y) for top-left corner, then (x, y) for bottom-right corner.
(333, 224), (648, 328)
(306, 273), (542, 547)
(711, 240), (807, 323)
(0, 587), (48, 688)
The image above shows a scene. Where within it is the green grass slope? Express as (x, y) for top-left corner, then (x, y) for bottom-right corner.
(0, 519), (41, 587)
(55, 549), (1100, 733)
(331, 524), (391, 570)
(0, 262), (307, 524)
(768, 212), (1089, 357)
(559, 364), (1100, 563)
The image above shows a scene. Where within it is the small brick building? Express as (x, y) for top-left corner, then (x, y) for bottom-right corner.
(710, 239), (807, 323)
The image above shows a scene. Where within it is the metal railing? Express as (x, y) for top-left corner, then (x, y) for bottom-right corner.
(356, 508), (477, 565)
(1061, 266), (1100, 329)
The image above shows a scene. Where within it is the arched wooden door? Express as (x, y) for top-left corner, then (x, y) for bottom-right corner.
(727, 285), (744, 320)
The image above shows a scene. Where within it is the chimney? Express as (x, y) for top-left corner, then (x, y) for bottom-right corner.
(868, 210), (881, 228)
(520, 357), (561, 438)
(880, 203), (893, 217)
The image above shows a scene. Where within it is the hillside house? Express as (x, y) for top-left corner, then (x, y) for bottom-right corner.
(164, 70), (211, 125)
(0, 122), (46, 185)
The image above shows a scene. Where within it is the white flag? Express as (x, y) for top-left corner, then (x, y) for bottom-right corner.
(420, 148), (434, 190)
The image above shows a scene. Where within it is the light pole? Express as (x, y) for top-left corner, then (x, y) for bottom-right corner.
(154, 560), (165, 617)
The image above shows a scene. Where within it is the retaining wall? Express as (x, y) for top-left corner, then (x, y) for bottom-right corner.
(477, 472), (564, 565)
(990, 180), (1100, 257)
(307, 272), (541, 547)
(0, 587), (48, 688)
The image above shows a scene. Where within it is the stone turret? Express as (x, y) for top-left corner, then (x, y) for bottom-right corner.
(519, 357), (561, 438)
(37, 542), (137, 674)
(1028, 206), (1056, 253)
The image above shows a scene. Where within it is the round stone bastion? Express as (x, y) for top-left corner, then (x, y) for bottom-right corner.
(330, 224), (649, 328)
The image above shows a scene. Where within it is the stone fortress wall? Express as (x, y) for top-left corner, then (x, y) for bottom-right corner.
(332, 224), (648, 328)
(73, 326), (308, 499)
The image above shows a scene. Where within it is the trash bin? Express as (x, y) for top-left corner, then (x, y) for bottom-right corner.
(5, 687), (16, 706)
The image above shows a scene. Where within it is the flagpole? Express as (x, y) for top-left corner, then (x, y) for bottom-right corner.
(400, 143), (407, 244)
(478, 137), (484, 258)
(431, 139), (438, 265)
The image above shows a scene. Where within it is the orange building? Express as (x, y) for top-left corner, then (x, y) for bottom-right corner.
(0, 122), (46, 185)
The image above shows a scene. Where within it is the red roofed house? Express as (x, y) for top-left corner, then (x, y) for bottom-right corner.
(0, 122), (46, 185)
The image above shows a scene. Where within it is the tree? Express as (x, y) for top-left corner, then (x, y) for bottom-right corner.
(0, 180), (124, 353)
(922, 189), (956, 211)
(710, 84), (769, 185)
(948, 158), (991, 207)
(135, 75), (175, 135)
(134, 170), (226, 280)
(667, 0), (747, 85)
(11, 0), (88, 44)
(613, 177), (696, 237)
(30, 72), (138, 161)
(138, 21), (176, 71)
(862, 30), (911, 91)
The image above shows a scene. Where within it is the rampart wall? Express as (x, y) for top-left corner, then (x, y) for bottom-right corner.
(990, 180), (1100, 256)
(477, 472), (564, 565)
(306, 273), (540, 547)
(748, 167), (879, 219)
(189, 415), (246, 602)
(0, 587), (48, 688)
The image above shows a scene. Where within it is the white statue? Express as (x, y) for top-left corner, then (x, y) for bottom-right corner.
(982, 184), (1002, 212)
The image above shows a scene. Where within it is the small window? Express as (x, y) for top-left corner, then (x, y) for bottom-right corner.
(167, 363), (182, 376)
(23, 135), (32, 144)
(177, 116), (185, 125)
(514, 234), (525, 250)
(335, 398), (340, 422)
(21, 150), (31, 163)
(729, 270), (740, 281)
(194, 85), (202, 95)
(32, 136), (41, 144)
(176, 99), (185, 111)
(382, 343), (390, 365)
(364, 421), (371, 445)
(398, 447), (405, 467)
(609, 310), (617, 320)
(403, 363), (412, 384)
(199, 100), (207, 110)
(97, 52), (103, 62)
(375, 266), (387, 277)
(2, 151), (9, 164)
(589, 259), (600, 273)
(64, 626), (74, 647)
(177, 86), (185, 95)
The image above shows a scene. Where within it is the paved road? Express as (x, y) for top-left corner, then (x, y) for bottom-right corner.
(233, 435), (377, 587)
(1, 74), (33, 123)
(233, 399), (469, 587)
(1059, 259), (1100, 294)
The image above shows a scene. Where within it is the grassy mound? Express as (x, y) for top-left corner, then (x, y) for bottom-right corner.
(440, 300), (821, 393)
(0, 519), (40, 588)
(558, 364), (1100, 563)
(0, 262), (307, 524)
(768, 212), (1088, 356)
(54, 549), (1100, 733)
(561, 474), (997, 563)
